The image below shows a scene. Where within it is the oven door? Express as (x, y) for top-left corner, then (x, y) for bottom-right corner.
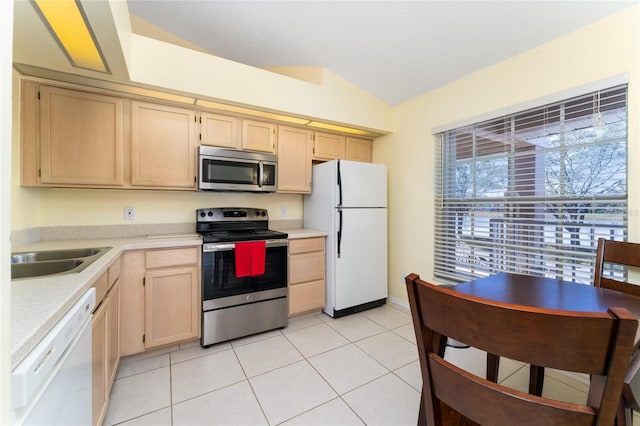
(202, 239), (288, 310)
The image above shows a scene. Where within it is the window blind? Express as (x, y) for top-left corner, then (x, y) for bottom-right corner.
(434, 85), (628, 284)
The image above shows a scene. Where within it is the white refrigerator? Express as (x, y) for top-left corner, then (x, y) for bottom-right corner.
(304, 159), (388, 317)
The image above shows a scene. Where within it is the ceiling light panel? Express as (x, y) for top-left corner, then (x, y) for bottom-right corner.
(32, 0), (110, 73)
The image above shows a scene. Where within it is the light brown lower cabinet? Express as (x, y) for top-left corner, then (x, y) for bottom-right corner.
(106, 280), (121, 387)
(92, 259), (121, 426)
(91, 301), (107, 426)
(289, 237), (326, 315)
(120, 247), (201, 356)
(144, 266), (199, 349)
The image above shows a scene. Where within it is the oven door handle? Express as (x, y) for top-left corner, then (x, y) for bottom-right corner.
(203, 239), (289, 252)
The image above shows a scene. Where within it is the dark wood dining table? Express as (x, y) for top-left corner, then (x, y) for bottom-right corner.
(451, 272), (640, 411)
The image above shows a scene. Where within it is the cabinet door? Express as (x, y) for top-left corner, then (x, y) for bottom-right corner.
(144, 266), (199, 349)
(106, 280), (120, 390)
(345, 137), (372, 163)
(200, 112), (240, 148)
(290, 250), (325, 284)
(40, 85), (124, 186)
(288, 237), (326, 316)
(119, 251), (146, 357)
(131, 101), (197, 189)
(313, 132), (345, 161)
(241, 119), (276, 153)
(289, 280), (326, 316)
(91, 302), (107, 426)
(277, 126), (313, 193)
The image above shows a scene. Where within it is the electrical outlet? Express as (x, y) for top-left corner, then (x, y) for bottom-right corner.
(280, 206), (288, 217)
(124, 206), (136, 221)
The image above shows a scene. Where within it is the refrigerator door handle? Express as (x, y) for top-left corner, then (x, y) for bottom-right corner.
(337, 208), (343, 258)
(337, 159), (343, 207)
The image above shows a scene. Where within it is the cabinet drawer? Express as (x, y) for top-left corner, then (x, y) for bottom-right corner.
(107, 257), (121, 290)
(290, 251), (325, 284)
(145, 247), (199, 269)
(93, 272), (108, 308)
(289, 280), (325, 315)
(289, 237), (325, 254)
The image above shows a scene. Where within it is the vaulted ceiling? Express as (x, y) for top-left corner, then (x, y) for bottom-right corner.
(13, 1), (637, 107)
(126, 1), (636, 105)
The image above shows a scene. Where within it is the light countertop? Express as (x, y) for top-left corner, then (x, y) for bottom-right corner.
(11, 228), (326, 368)
(11, 234), (202, 368)
(284, 229), (327, 239)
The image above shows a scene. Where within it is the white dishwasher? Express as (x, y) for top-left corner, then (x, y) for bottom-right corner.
(12, 288), (96, 425)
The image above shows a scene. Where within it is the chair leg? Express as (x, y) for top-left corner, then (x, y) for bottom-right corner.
(615, 400), (629, 426)
(625, 407), (633, 426)
(486, 353), (499, 383)
(529, 365), (545, 396)
(418, 392), (427, 426)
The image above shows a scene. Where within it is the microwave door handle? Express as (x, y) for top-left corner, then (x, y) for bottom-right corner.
(258, 162), (263, 188)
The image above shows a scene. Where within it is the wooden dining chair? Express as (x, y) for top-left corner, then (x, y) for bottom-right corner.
(594, 238), (640, 297)
(489, 238), (640, 403)
(594, 237), (640, 425)
(405, 273), (637, 426)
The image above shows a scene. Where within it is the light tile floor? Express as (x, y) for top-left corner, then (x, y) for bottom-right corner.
(105, 303), (640, 425)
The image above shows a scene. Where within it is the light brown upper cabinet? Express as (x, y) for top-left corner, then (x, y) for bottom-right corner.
(313, 132), (345, 161)
(241, 119), (277, 153)
(277, 126), (314, 193)
(130, 101), (197, 189)
(200, 112), (241, 148)
(312, 132), (373, 163)
(38, 85), (125, 186)
(345, 137), (373, 163)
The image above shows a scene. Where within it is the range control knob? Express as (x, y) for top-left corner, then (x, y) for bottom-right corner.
(261, 211), (266, 217)
(199, 212), (206, 217)
(207, 211), (213, 216)
(254, 211), (260, 216)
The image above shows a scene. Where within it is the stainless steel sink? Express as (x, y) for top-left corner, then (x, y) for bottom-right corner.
(11, 259), (85, 279)
(10, 247), (111, 279)
(11, 248), (107, 264)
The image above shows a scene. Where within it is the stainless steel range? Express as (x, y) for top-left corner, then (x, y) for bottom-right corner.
(197, 207), (289, 347)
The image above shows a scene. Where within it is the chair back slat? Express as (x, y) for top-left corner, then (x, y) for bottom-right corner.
(406, 273), (638, 426)
(415, 280), (619, 374)
(594, 238), (640, 296)
(428, 355), (594, 426)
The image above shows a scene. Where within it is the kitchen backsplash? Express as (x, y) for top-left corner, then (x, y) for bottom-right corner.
(11, 219), (302, 248)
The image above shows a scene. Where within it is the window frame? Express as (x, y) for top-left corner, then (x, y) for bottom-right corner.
(434, 85), (628, 284)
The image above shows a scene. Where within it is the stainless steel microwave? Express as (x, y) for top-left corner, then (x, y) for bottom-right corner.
(198, 146), (277, 192)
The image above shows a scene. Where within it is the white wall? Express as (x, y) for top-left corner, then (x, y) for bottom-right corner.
(32, 188), (303, 227)
(377, 5), (640, 302)
(1, 0), (13, 422)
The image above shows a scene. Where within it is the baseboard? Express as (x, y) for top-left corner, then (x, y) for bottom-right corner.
(388, 295), (409, 312)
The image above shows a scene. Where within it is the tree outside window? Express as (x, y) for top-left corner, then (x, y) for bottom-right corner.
(435, 86), (627, 284)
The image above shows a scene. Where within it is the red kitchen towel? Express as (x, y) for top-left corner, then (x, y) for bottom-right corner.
(250, 241), (266, 277)
(235, 241), (266, 278)
(235, 242), (252, 278)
